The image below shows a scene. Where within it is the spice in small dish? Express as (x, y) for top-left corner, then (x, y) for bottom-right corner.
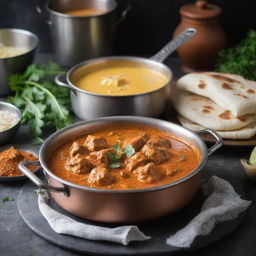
(0, 109), (20, 132)
(0, 147), (37, 177)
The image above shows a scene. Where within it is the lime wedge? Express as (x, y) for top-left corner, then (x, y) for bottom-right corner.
(249, 147), (256, 165)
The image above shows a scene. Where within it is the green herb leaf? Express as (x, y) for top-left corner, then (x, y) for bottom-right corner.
(123, 145), (135, 157)
(107, 152), (121, 163)
(178, 155), (186, 162)
(2, 197), (14, 203)
(7, 62), (72, 142)
(35, 188), (47, 196)
(113, 143), (121, 154)
(109, 162), (121, 169)
(215, 30), (256, 80)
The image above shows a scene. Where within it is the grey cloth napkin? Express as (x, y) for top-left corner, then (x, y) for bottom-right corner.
(166, 176), (251, 248)
(38, 196), (150, 245)
(38, 175), (251, 247)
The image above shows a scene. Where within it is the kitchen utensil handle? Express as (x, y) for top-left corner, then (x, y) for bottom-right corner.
(19, 161), (70, 196)
(114, 4), (131, 26)
(36, 0), (52, 25)
(55, 74), (77, 95)
(196, 129), (223, 156)
(150, 28), (197, 63)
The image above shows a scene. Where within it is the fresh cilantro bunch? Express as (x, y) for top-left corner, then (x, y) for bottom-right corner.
(215, 30), (256, 80)
(8, 62), (72, 143)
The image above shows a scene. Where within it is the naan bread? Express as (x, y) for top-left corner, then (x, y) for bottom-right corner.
(173, 90), (256, 130)
(177, 115), (256, 139)
(176, 72), (256, 117)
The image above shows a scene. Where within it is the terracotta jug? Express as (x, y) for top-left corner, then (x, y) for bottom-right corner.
(173, 0), (226, 72)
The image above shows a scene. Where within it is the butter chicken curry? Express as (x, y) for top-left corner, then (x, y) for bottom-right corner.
(48, 125), (200, 190)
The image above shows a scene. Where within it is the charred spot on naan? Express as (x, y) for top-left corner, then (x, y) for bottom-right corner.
(198, 80), (207, 89)
(202, 109), (211, 114)
(236, 116), (247, 122)
(234, 93), (248, 99)
(189, 94), (202, 101)
(203, 105), (214, 110)
(247, 89), (255, 94)
(209, 74), (241, 84)
(222, 83), (233, 90)
(202, 105), (214, 114)
(219, 111), (232, 120)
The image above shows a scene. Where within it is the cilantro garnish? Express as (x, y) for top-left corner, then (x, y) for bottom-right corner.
(7, 62), (72, 143)
(108, 144), (135, 168)
(123, 145), (135, 157)
(2, 197), (14, 203)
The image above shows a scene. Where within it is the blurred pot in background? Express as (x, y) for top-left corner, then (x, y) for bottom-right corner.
(0, 28), (38, 96)
(37, 0), (130, 67)
(173, 0), (226, 72)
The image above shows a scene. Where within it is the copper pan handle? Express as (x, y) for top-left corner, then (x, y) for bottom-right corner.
(196, 129), (223, 156)
(19, 161), (70, 196)
(150, 28), (197, 63)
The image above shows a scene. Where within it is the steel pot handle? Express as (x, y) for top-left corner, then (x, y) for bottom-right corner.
(36, 0), (52, 25)
(150, 28), (197, 63)
(55, 74), (77, 95)
(196, 129), (223, 156)
(19, 161), (70, 196)
(114, 4), (131, 26)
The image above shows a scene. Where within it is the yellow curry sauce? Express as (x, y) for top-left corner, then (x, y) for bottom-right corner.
(48, 125), (201, 190)
(63, 8), (106, 16)
(73, 64), (169, 96)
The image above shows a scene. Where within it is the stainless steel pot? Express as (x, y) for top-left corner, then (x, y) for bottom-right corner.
(0, 28), (38, 95)
(55, 28), (197, 119)
(19, 116), (223, 223)
(37, 0), (130, 67)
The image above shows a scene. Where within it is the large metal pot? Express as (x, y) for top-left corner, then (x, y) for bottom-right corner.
(19, 116), (223, 223)
(55, 28), (196, 119)
(0, 28), (38, 95)
(37, 0), (130, 67)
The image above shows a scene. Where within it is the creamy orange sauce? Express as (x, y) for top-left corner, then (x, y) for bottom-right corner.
(72, 61), (168, 96)
(48, 125), (201, 190)
(64, 8), (106, 16)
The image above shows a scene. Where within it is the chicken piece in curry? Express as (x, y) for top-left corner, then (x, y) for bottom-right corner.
(48, 125), (201, 190)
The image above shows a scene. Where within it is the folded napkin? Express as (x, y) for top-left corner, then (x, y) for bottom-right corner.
(38, 176), (250, 247)
(38, 196), (150, 245)
(166, 176), (251, 248)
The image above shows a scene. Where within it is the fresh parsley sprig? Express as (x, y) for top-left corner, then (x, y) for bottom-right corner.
(2, 197), (14, 203)
(8, 62), (72, 143)
(215, 30), (256, 80)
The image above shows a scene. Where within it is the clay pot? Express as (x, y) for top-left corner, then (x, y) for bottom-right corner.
(173, 0), (226, 72)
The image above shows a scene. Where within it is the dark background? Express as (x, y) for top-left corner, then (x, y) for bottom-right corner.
(1, 0), (256, 55)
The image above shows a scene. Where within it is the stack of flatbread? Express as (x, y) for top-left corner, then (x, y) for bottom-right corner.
(173, 72), (256, 139)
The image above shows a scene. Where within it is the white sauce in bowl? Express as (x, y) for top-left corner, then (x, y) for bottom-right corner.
(0, 44), (27, 58)
(0, 110), (20, 132)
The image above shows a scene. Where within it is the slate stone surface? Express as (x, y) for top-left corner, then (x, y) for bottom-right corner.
(0, 54), (256, 256)
(17, 177), (246, 256)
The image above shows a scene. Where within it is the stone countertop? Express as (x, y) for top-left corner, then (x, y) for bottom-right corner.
(0, 54), (255, 256)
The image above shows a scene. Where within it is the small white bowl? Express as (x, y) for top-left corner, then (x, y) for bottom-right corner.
(0, 101), (21, 145)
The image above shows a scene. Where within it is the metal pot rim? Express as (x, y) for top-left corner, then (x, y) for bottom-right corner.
(64, 56), (173, 98)
(39, 116), (209, 194)
(0, 28), (39, 58)
(46, 0), (118, 19)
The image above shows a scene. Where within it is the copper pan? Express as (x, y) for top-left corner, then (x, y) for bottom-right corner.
(19, 116), (222, 223)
